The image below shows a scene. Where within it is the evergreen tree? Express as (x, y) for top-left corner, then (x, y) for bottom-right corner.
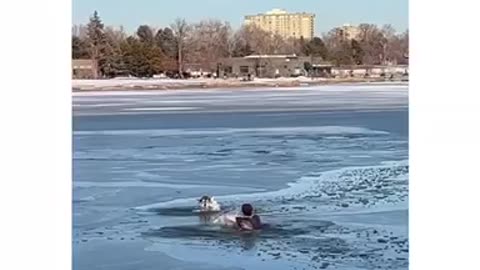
(72, 36), (89, 59)
(136, 25), (154, 44)
(86, 11), (107, 78)
(155, 28), (177, 59)
(303, 61), (312, 73)
(305, 37), (328, 59)
(121, 36), (166, 77)
(329, 41), (354, 66)
(121, 37), (147, 77)
(101, 35), (125, 78)
(101, 26), (128, 77)
(232, 42), (254, 57)
(297, 36), (308, 56)
(351, 39), (364, 65)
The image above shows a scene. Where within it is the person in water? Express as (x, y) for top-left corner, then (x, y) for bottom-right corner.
(236, 203), (262, 231)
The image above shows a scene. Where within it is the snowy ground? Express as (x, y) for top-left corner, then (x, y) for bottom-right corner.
(73, 84), (408, 270)
(72, 77), (405, 91)
(72, 77), (320, 88)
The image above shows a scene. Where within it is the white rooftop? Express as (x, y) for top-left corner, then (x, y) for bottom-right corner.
(266, 8), (288, 15)
(244, 54), (297, 59)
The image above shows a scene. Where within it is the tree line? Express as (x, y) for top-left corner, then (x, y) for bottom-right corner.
(73, 11), (409, 78)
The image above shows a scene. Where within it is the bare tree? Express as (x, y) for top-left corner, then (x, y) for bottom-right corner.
(355, 24), (386, 65)
(400, 30), (409, 64)
(72, 24), (80, 37)
(170, 18), (192, 78)
(283, 37), (300, 55)
(378, 24), (396, 65)
(232, 24), (278, 55)
(323, 28), (344, 51)
(190, 19), (232, 72)
(72, 24), (88, 39)
(226, 31), (237, 57)
(383, 28), (409, 65)
(381, 24), (396, 39)
(230, 27), (250, 57)
(323, 28), (355, 66)
(105, 26), (127, 45)
(269, 34), (290, 54)
(247, 25), (273, 54)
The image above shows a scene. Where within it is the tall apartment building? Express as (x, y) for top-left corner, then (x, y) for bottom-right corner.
(244, 9), (315, 39)
(337, 24), (361, 40)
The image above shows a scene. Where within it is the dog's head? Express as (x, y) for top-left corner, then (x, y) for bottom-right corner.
(198, 195), (212, 207)
(198, 195), (220, 211)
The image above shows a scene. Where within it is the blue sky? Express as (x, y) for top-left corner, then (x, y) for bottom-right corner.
(73, 0), (408, 35)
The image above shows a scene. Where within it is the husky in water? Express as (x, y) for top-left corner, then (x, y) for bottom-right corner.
(197, 195), (221, 212)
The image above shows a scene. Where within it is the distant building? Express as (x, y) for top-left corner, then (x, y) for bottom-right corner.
(331, 65), (409, 78)
(336, 24), (361, 40)
(184, 63), (214, 78)
(244, 9), (315, 39)
(218, 54), (332, 78)
(72, 59), (96, 79)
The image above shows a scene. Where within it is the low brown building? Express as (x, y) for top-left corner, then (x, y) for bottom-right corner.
(72, 59), (97, 79)
(218, 55), (332, 78)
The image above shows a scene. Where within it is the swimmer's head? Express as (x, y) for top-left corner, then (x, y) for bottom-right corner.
(241, 203), (254, 216)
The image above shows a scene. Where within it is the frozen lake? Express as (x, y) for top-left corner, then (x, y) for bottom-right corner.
(73, 84), (408, 270)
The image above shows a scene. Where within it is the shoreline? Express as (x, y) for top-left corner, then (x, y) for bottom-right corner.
(72, 77), (408, 92)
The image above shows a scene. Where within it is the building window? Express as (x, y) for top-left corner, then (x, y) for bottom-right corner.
(240, 66), (249, 74)
(224, 66), (233, 74)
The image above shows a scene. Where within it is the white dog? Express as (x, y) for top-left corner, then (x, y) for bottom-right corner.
(198, 195), (221, 212)
(197, 195), (238, 227)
